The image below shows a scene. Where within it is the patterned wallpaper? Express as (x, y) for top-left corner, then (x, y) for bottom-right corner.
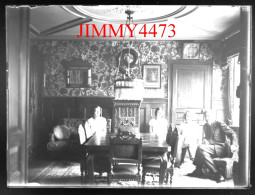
(32, 40), (224, 98)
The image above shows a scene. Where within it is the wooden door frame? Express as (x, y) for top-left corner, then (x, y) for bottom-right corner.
(167, 59), (213, 126)
(7, 7), (30, 186)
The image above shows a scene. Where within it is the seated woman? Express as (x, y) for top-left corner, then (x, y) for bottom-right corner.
(78, 105), (107, 144)
(142, 107), (169, 184)
(78, 105), (109, 179)
(149, 107), (169, 140)
(85, 105), (107, 138)
(176, 110), (201, 167)
(145, 107), (169, 159)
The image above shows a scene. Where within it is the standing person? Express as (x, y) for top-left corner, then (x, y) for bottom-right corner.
(187, 110), (238, 183)
(177, 110), (201, 167)
(149, 107), (169, 139)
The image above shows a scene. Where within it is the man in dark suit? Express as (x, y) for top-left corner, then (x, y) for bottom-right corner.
(187, 110), (238, 183)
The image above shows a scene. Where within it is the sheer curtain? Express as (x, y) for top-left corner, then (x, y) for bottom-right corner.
(227, 54), (240, 126)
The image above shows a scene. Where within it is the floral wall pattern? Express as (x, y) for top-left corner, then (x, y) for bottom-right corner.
(32, 40), (224, 98)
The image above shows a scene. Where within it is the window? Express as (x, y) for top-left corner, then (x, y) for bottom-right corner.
(227, 54), (240, 126)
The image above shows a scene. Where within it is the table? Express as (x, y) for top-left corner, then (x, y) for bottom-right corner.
(83, 132), (170, 183)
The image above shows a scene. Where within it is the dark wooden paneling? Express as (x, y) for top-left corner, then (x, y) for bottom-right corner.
(139, 108), (146, 133)
(42, 97), (114, 148)
(42, 97), (167, 143)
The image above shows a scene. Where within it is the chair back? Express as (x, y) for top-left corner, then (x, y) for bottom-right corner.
(170, 127), (179, 158)
(166, 125), (179, 158)
(110, 131), (142, 164)
(166, 124), (173, 145)
(78, 124), (86, 145)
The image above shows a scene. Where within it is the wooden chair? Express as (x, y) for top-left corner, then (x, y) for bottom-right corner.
(141, 125), (172, 185)
(78, 124), (110, 184)
(165, 126), (179, 185)
(212, 149), (239, 180)
(108, 131), (142, 184)
(142, 153), (167, 185)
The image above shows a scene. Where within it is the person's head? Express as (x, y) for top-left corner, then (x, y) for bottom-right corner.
(91, 105), (102, 119)
(155, 107), (163, 119)
(183, 110), (192, 123)
(203, 110), (214, 123)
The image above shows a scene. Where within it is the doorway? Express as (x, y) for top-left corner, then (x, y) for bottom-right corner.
(168, 60), (212, 126)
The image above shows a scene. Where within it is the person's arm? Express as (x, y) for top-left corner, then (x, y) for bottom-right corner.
(178, 123), (184, 135)
(202, 124), (210, 145)
(101, 117), (107, 132)
(219, 121), (238, 151)
(78, 124), (86, 145)
(85, 119), (96, 139)
(163, 119), (169, 138)
(196, 124), (203, 145)
(149, 119), (154, 134)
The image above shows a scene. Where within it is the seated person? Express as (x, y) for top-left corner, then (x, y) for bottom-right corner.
(187, 110), (238, 183)
(149, 107), (168, 140)
(78, 105), (107, 144)
(78, 105), (109, 178)
(177, 110), (201, 166)
(143, 107), (169, 175)
(144, 107), (169, 159)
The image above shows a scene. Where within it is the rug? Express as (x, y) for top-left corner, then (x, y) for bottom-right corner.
(29, 160), (235, 188)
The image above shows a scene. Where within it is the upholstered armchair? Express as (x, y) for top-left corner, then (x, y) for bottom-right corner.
(47, 118), (111, 162)
(212, 149), (239, 179)
(202, 135), (239, 180)
(211, 141), (239, 180)
(47, 118), (85, 161)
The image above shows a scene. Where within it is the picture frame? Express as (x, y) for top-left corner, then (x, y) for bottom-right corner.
(183, 42), (200, 59)
(143, 64), (161, 88)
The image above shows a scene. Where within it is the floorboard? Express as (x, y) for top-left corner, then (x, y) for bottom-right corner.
(27, 158), (235, 188)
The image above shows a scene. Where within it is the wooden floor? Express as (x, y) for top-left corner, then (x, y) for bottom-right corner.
(27, 158), (235, 188)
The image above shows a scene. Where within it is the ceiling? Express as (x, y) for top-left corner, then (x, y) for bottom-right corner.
(29, 5), (241, 40)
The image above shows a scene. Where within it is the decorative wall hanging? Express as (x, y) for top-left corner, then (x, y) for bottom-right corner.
(118, 48), (138, 75)
(143, 64), (161, 88)
(183, 42), (200, 59)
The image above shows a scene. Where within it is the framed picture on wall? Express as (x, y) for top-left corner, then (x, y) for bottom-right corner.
(183, 42), (200, 59)
(143, 64), (161, 88)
